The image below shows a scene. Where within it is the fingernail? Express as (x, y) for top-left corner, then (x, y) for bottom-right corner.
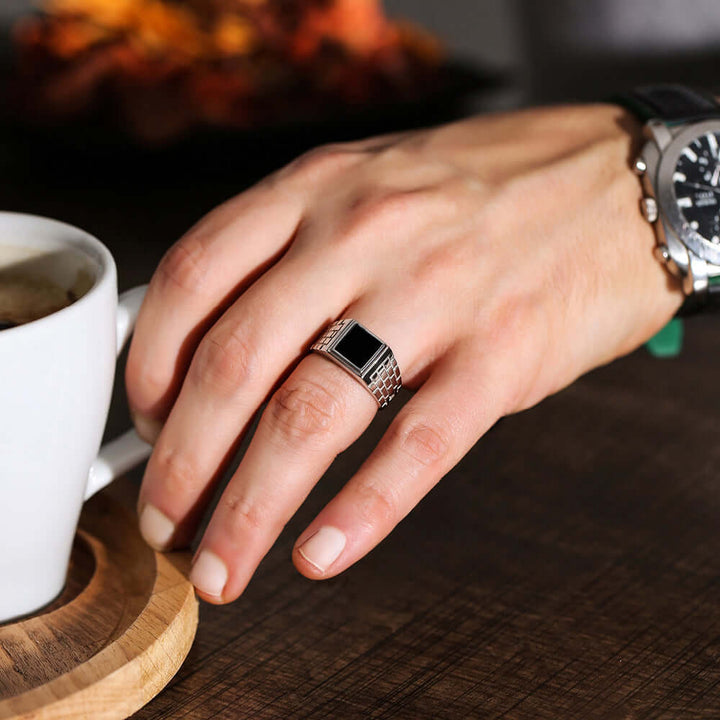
(190, 550), (228, 598)
(132, 412), (163, 445)
(297, 526), (346, 574)
(139, 504), (176, 551)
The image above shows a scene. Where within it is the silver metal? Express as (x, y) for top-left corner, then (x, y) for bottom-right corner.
(634, 158), (648, 176)
(654, 244), (671, 263)
(644, 119), (674, 151)
(641, 197), (658, 222)
(310, 319), (402, 409)
(637, 118), (720, 304)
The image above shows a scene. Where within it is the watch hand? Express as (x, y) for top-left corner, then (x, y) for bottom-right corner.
(681, 181), (720, 194)
(713, 165), (720, 187)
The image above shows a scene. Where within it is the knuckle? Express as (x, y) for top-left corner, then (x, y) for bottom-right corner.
(153, 447), (200, 498)
(341, 190), (419, 242)
(156, 238), (207, 296)
(285, 144), (358, 182)
(220, 494), (270, 538)
(323, 192), (411, 256)
(268, 379), (343, 446)
(355, 479), (400, 530)
(391, 416), (451, 471)
(191, 328), (257, 398)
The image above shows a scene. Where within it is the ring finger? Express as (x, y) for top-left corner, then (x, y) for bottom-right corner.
(187, 307), (437, 602)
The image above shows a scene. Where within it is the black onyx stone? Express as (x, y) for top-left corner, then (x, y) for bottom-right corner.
(335, 324), (382, 370)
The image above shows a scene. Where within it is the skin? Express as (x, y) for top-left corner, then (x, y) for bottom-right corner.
(126, 103), (683, 604)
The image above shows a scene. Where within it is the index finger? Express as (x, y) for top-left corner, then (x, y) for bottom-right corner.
(126, 178), (304, 441)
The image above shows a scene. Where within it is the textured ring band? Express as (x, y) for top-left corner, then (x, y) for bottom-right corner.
(310, 319), (402, 409)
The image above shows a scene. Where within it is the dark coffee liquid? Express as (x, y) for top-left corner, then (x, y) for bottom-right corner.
(0, 276), (76, 330)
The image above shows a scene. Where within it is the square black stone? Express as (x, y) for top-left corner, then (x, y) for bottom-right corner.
(335, 324), (382, 370)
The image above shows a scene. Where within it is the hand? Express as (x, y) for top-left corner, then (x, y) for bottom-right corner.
(126, 104), (682, 603)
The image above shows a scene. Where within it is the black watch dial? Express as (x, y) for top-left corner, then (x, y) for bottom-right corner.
(673, 131), (720, 244)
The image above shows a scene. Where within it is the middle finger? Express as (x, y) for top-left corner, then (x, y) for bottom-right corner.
(191, 354), (377, 601)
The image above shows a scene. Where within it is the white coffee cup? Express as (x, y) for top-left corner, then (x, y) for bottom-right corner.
(0, 212), (152, 623)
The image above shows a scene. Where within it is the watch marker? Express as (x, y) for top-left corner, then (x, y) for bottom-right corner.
(673, 172), (687, 183)
(712, 166), (720, 187)
(682, 148), (698, 162)
(677, 197), (693, 208)
(691, 221), (700, 230)
(708, 133), (719, 158)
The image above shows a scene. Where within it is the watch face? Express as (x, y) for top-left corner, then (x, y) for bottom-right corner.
(673, 131), (720, 245)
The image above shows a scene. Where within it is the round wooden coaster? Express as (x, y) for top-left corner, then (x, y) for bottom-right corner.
(0, 489), (198, 720)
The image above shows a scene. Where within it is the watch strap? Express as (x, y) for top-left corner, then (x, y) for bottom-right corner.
(615, 84), (719, 124)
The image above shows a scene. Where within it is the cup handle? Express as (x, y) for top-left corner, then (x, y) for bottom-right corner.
(85, 285), (152, 501)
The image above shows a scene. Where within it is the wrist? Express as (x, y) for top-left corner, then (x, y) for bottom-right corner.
(555, 103), (684, 362)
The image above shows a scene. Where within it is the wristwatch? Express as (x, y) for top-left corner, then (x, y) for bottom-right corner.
(617, 85), (720, 314)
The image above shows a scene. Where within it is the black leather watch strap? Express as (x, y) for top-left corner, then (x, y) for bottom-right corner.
(616, 84), (719, 124)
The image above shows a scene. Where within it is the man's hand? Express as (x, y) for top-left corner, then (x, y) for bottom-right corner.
(126, 104), (682, 603)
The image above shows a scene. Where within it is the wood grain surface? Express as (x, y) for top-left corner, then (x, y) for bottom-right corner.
(0, 491), (198, 720)
(126, 314), (720, 719)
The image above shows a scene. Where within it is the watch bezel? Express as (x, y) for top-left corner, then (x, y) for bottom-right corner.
(657, 119), (720, 266)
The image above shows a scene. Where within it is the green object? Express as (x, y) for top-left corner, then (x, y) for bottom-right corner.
(645, 318), (683, 358)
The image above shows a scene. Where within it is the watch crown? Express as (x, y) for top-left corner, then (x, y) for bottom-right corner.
(634, 157), (648, 176)
(641, 197), (659, 223)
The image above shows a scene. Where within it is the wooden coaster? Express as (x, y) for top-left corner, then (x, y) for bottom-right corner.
(0, 489), (198, 720)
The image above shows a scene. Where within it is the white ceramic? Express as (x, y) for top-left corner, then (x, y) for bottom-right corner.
(0, 212), (152, 623)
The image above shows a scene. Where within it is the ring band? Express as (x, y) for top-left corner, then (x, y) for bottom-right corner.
(310, 319), (402, 409)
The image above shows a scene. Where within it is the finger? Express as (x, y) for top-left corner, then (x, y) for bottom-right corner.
(136, 250), (363, 551)
(126, 144), (365, 441)
(126, 180), (304, 441)
(135, 167), (457, 552)
(185, 300), (439, 603)
(188, 355), (376, 602)
(292, 344), (506, 579)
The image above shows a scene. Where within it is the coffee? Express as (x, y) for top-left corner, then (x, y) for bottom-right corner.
(0, 241), (95, 330)
(0, 274), (77, 329)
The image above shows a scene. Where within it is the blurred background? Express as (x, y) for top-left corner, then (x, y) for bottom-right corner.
(3, 2), (720, 179)
(0, 0), (719, 440)
(0, 0), (518, 298)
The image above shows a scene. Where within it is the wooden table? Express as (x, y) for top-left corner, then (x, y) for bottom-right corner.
(124, 313), (720, 719)
(5, 126), (720, 720)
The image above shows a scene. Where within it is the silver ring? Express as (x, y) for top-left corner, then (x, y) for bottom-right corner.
(310, 319), (402, 409)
